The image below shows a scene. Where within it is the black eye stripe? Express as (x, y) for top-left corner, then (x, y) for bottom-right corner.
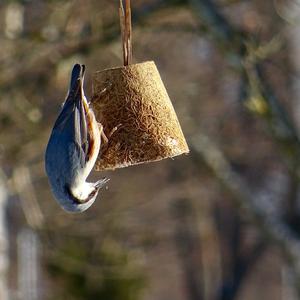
(88, 189), (97, 199)
(65, 185), (97, 204)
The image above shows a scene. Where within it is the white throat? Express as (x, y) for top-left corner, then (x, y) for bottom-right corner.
(70, 182), (94, 201)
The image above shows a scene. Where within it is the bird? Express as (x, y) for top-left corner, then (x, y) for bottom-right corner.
(45, 64), (108, 213)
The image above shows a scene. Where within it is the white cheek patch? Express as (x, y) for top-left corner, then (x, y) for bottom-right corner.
(70, 182), (94, 201)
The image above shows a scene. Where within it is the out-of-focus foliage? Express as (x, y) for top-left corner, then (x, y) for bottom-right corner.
(47, 238), (145, 300)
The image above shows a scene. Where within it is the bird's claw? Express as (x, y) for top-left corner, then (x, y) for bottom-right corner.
(90, 82), (113, 103)
(98, 123), (122, 146)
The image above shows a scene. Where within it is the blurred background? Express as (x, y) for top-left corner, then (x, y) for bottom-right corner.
(1, 0), (300, 299)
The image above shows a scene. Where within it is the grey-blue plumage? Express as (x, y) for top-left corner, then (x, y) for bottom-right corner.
(45, 64), (108, 213)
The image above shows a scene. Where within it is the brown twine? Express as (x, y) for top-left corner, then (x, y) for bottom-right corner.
(119, 0), (132, 66)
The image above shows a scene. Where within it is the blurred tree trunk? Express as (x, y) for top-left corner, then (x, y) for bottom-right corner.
(17, 228), (39, 300)
(12, 166), (43, 300)
(172, 198), (204, 300)
(0, 173), (8, 300)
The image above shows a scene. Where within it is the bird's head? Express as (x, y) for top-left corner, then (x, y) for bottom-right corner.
(53, 178), (109, 213)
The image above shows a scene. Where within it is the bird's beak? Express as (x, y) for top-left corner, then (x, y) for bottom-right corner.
(95, 178), (110, 190)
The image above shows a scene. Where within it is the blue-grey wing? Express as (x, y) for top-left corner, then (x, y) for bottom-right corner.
(45, 64), (90, 184)
(52, 96), (88, 167)
(51, 65), (89, 166)
(46, 108), (87, 186)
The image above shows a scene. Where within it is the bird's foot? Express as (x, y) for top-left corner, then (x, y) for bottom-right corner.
(99, 83), (113, 97)
(90, 83), (113, 103)
(98, 123), (122, 144)
(98, 123), (122, 155)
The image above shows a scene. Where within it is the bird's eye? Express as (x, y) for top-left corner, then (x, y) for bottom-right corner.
(87, 189), (97, 200)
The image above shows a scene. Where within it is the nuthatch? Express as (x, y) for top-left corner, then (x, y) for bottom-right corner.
(45, 64), (108, 213)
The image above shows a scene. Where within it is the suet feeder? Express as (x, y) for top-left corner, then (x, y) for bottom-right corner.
(92, 0), (189, 171)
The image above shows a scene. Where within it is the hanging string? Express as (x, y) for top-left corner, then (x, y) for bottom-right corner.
(119, 0), (132, 66)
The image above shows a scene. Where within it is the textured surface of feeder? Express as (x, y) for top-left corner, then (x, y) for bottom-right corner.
(92, 61), (189, 171)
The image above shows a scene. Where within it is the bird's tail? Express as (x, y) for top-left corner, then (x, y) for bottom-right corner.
(69, 64), (85, 94)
